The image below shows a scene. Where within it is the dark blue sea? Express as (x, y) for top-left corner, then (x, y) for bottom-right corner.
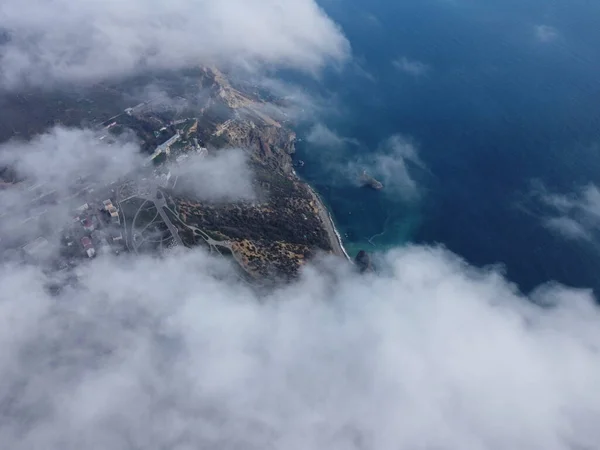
(294, 0), (600, 293)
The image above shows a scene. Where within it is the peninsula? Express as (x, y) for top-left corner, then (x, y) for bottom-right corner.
(0, 67), (349, 280)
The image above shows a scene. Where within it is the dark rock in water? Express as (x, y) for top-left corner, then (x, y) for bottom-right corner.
(359, 170), (383, 190)
(355, 250), (373, 273)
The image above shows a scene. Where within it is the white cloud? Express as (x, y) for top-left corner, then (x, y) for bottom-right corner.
(365, 13), (382, 28)
(0, 127), (143, 250)
(0, 127), (143, 195)
(246, 76), (341, 124)
(172, 149), (257, 203)
(0, 0), (350, 89)
(351, 134), (426, 199)
(306, 124), (359, 148)
(535, 184), (600, 242)
(392, 57), (430, 77)
(303, 131), (426, 199)
(545, 216), (591, 241)
(1, 245), (600, 449)
(535, 25), (560, 43)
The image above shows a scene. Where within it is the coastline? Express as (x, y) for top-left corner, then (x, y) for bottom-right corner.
(305, 182), (351, 261)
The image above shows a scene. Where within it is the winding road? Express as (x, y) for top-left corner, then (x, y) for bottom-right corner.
(117, 182), (184, 254)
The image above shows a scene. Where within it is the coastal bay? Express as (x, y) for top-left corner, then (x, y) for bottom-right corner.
(294, 0), (600, 293)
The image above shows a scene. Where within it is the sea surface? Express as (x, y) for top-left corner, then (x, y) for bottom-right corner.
(294, 0), (600, 293)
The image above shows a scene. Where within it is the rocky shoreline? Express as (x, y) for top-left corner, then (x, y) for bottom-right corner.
(305, 182), (351, 261)
(206, 69), (351, 266)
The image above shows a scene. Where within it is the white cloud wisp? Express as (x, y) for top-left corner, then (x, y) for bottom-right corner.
(392, 57), (430, 77)
(534, 183), (600, 242)
(306, 123), (360, 149)
(535, 25), (560, 43)
(350, 134), (426, 200)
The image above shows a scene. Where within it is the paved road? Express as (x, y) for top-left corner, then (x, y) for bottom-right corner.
(152, 190), (184, 247)
(117, 183), (183, 252)
(130, 200), (160, 253)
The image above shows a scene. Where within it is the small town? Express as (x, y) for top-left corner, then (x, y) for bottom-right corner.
(64, 198), (124, 259)
(1, 66), (336, 282)
(3, 103), (209, 268)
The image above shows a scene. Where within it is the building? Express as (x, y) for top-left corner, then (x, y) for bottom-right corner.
(103, 199), (120, 225)
(80, 236), (96, 258)
(109, 208), (120, 224)
(81, 217), (94, 232)
(81, 236), (93, 249)
(158, 171), (172, 187)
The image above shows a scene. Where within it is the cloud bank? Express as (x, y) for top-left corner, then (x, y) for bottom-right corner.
(1, 245), (600, 449)
(0, 0), (350, 89)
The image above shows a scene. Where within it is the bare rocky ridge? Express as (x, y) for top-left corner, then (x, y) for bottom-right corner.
(166, 68), (345, 278)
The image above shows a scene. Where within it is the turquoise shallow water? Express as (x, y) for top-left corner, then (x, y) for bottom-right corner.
(293, 0), (600, 293)
(295, 156), (422, 258)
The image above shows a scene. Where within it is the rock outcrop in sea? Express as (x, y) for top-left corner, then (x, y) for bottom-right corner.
(359, 170), (383, 190)
(354, 249), (373, 273)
